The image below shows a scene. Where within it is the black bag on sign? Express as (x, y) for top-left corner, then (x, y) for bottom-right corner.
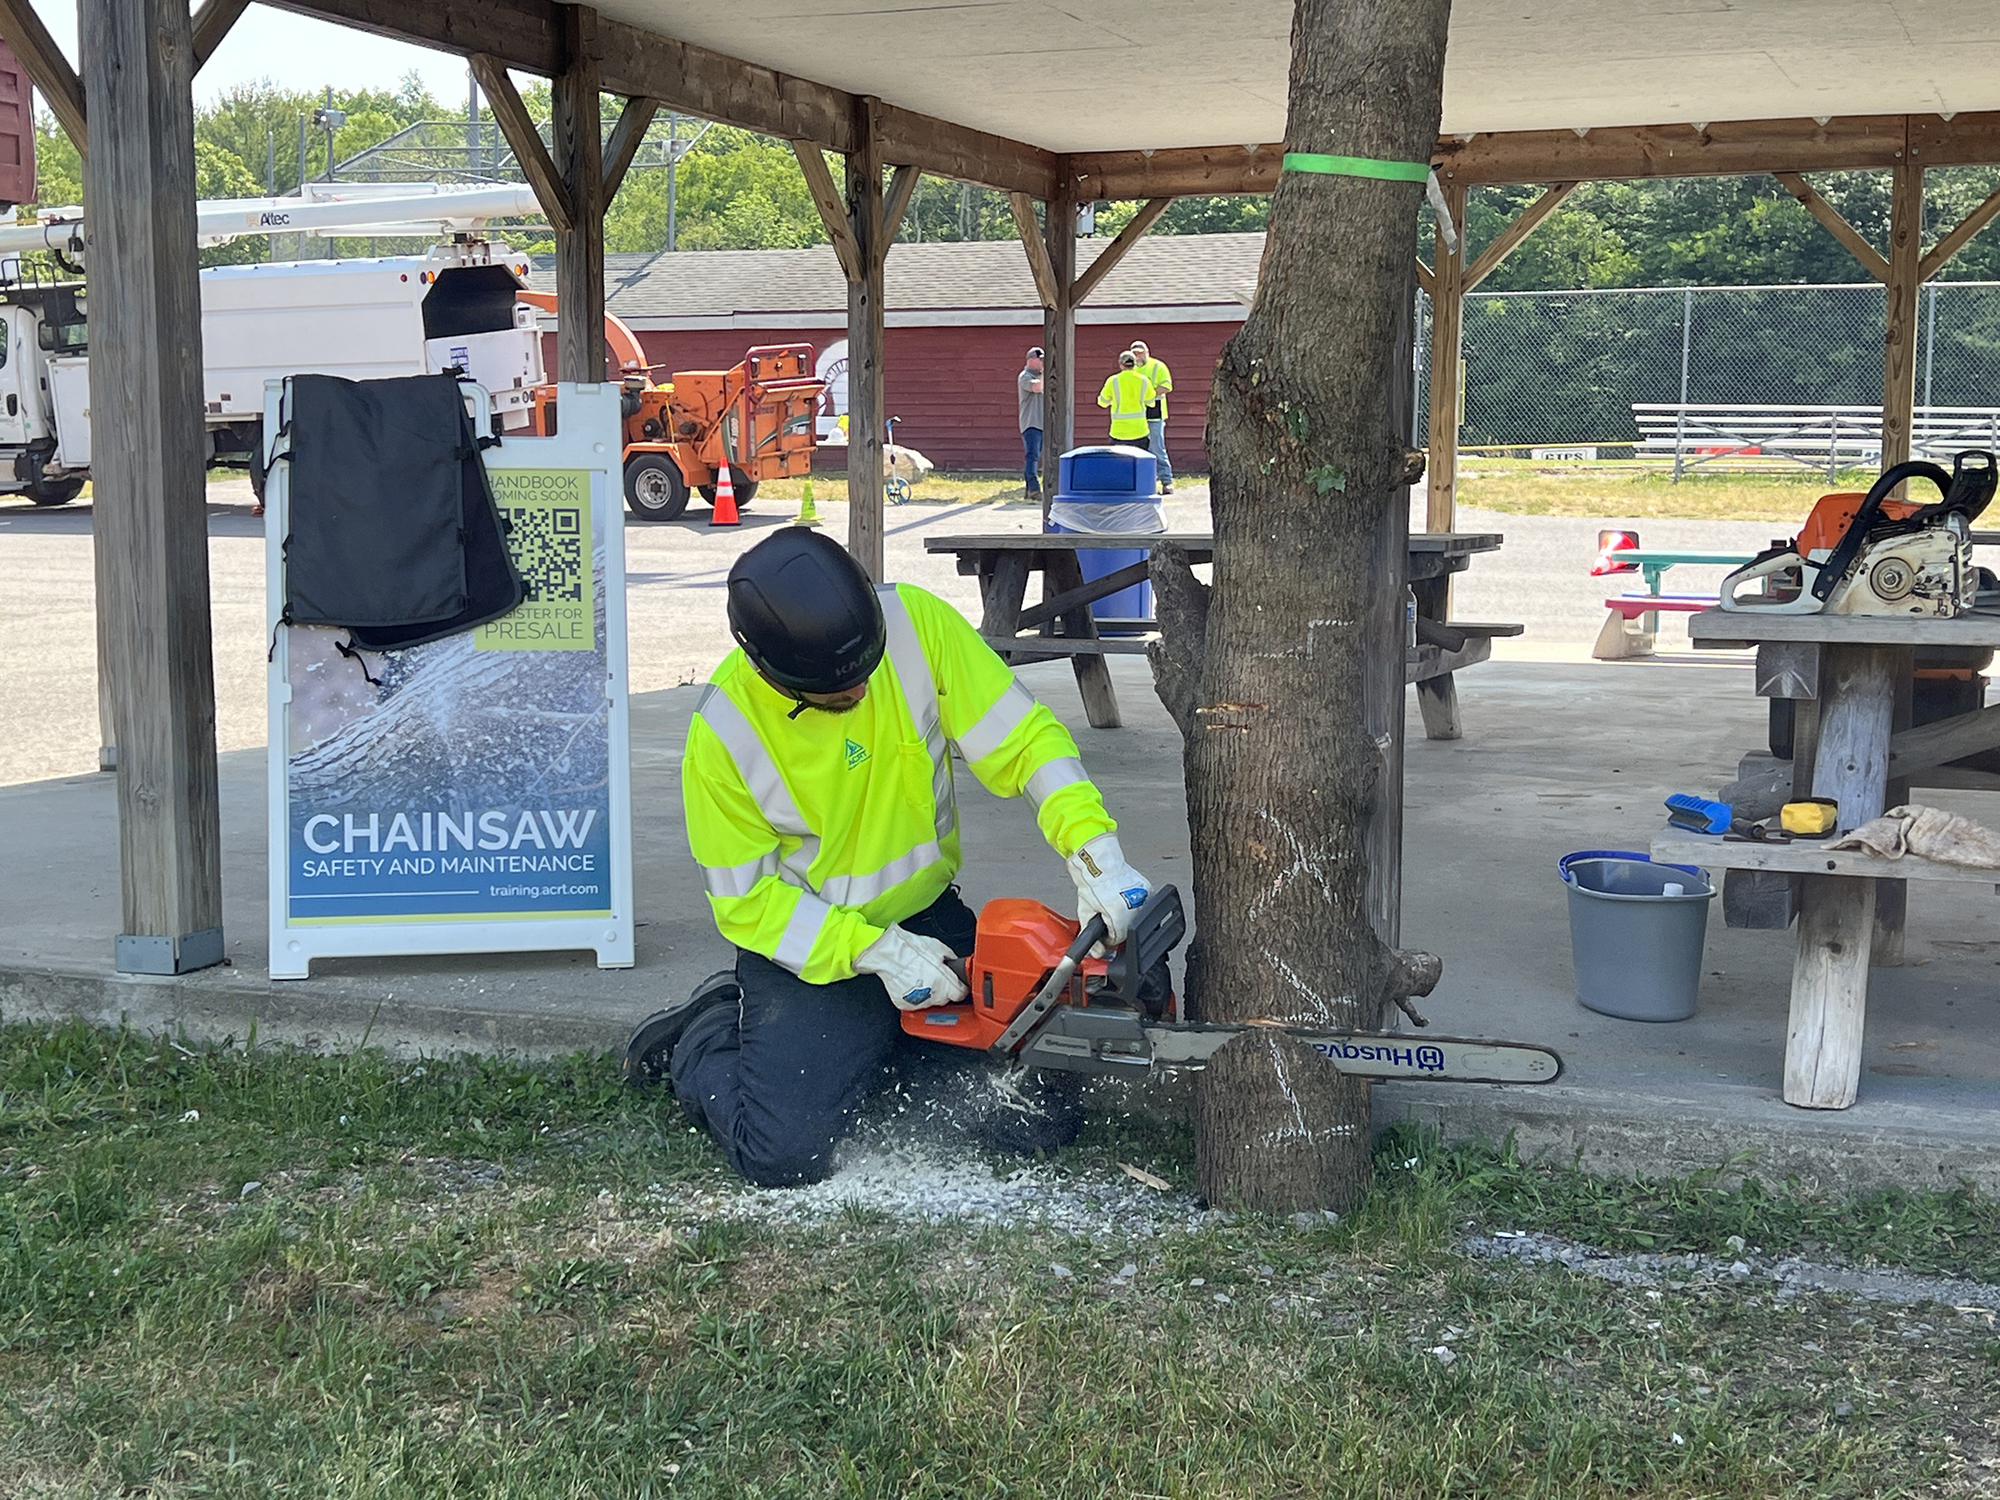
(280, 373), (524, 651)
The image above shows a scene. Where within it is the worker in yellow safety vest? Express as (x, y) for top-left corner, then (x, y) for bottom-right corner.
(622, 527), (1163, 1186)
(1129, 339), (1175, 494)
(1097, 350), (1155, 444)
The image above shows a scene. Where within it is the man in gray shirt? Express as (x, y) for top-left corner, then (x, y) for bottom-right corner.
(1017, 347), (1045, 499)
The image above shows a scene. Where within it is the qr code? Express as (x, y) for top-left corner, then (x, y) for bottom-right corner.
(504, 506), (585, 602)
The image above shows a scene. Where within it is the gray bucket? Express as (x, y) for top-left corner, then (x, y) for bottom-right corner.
(1559, 850), (1715, 1022)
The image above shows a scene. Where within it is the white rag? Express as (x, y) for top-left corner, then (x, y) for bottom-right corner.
(1830, 804), (2000, 867)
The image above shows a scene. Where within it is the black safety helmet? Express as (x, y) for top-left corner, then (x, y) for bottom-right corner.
(726, 529), (886, 695)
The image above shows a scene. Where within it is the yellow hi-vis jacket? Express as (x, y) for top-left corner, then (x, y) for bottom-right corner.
(682, 582), (1116, 983)
(1097, 369), (1155, 441)
(1133, 356), (1173, 420)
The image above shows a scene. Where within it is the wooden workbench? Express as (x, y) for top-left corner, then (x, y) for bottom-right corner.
(1663, 607), (2000, 1110)
(925, 531), (1516, 731)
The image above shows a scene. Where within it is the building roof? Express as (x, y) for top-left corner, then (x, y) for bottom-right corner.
(529, 232), (1264, 330)
(591, 0), (2000, 154)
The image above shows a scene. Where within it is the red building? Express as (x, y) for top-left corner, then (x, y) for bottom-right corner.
(536, 233), (1261, 472)
(0, 43), (36, 210)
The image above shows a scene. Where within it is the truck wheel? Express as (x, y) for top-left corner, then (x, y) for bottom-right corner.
(698, 480), (759, 509)
(27, 476), (84, 507)
(624, 454), (690, 521)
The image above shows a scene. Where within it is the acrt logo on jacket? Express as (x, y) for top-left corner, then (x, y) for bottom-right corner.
(844, 738), (870, 769)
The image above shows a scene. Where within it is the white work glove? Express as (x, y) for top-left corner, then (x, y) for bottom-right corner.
(1066, 832), (1153, 951)
(855, 924), (968, 1010)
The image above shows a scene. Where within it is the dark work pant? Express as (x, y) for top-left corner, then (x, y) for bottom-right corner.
(1022, 425), (1044, 493)
(670, 887), (1079, 1187)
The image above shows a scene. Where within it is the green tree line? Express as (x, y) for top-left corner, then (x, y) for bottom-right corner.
(25, 76), (2000, 286)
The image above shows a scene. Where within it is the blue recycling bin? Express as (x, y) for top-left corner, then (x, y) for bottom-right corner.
(1047, 445), (1165, 630)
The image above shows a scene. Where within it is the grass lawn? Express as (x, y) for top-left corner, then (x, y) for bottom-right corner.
(1454, 460), (1879, 523)
(4, 1021), (1997, 1498)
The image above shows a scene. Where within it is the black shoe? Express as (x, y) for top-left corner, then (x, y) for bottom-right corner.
(622, 969), (740, 1086)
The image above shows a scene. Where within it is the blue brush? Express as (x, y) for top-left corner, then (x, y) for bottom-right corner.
(1665, 793), (1733, 835)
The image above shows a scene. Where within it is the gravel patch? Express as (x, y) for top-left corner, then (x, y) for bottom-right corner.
(1466, 1229), (2000, 1310)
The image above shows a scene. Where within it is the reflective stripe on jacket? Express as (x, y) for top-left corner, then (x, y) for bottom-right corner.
(1097, 369), (1154, 440)
(682, 582), (1115, 982)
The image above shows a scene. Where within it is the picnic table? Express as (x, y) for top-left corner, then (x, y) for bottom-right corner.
(925, 531), (1516, 734)
(1656, 608), (2000, 1110)
(1593, 548), (1754, 660)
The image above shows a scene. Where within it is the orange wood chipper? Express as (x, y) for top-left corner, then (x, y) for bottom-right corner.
(517, 293), (824, 522)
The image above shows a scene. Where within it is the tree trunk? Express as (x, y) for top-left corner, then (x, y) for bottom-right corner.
(1149, 0), (1452, 1213)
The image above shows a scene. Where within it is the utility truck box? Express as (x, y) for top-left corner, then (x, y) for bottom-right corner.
(199, 244), (545, 474)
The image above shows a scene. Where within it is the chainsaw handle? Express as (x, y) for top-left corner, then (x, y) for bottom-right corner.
(1068, 914), (1109, 964)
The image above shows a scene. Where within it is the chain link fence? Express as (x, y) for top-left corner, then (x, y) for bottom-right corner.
(1414, 281), (2000, 463)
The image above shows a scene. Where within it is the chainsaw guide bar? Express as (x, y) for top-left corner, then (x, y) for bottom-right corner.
(1016, 1010), (1564, 1084)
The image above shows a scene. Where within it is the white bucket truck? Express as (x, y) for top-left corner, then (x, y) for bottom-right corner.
(0, 183), (547, 504)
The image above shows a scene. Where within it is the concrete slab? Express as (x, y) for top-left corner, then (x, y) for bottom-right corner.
(7, 645), (2000, 1193)
(8, 480), (2000, 1193)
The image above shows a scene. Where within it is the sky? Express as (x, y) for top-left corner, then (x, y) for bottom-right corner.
(32, 2), (475, 106)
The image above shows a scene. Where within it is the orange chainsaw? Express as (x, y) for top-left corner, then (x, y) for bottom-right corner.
(902, 886), (1563, 1085)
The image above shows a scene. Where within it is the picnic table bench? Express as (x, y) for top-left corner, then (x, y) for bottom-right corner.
(1593, 548), (1755, 660)
(1661, 608), (2000, 1111)
(925, 531), (1517, 735)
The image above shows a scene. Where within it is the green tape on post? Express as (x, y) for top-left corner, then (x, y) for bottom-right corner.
(1280, 152), (1432, 183)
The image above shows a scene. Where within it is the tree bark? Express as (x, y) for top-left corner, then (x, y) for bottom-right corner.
(1150, 0), (1452, 1213)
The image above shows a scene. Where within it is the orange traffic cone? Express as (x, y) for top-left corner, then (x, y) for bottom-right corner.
(709, 460), (740, 526)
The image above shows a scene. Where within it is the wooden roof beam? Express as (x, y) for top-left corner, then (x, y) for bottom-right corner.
(1920, 183), (2000, 281)
(0, 0), (85, 154)
(602, 95), (661, 200)
(191, 0), (252, 69)
(1009, 193), (1059, 311)
(1462, 181), (1577, 292)
(1774, 171), (1889, 281)
(1073, 144), (1282, 202)
(792, 142), (861, 281)
(882, 164), (921, 241)
(468, 53), (573, 234)
(1071, 196), (1173, 304)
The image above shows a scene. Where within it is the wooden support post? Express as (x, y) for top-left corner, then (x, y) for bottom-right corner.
(1882, 161), (1924, 471)
(1424, 178), (1465, 534)
(845, 97), (887, 579)
(82, 0), (222, 974)
(0, 0), (85, 152)
(1040, 176), (1077, 510)
(551, 5), (604, 383)
(1787, 874), (1876, 1110)
(1786, 642), (1897, 1108)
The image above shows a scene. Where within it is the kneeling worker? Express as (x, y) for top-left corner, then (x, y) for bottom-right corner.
(625, 528), (1157, 1187)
